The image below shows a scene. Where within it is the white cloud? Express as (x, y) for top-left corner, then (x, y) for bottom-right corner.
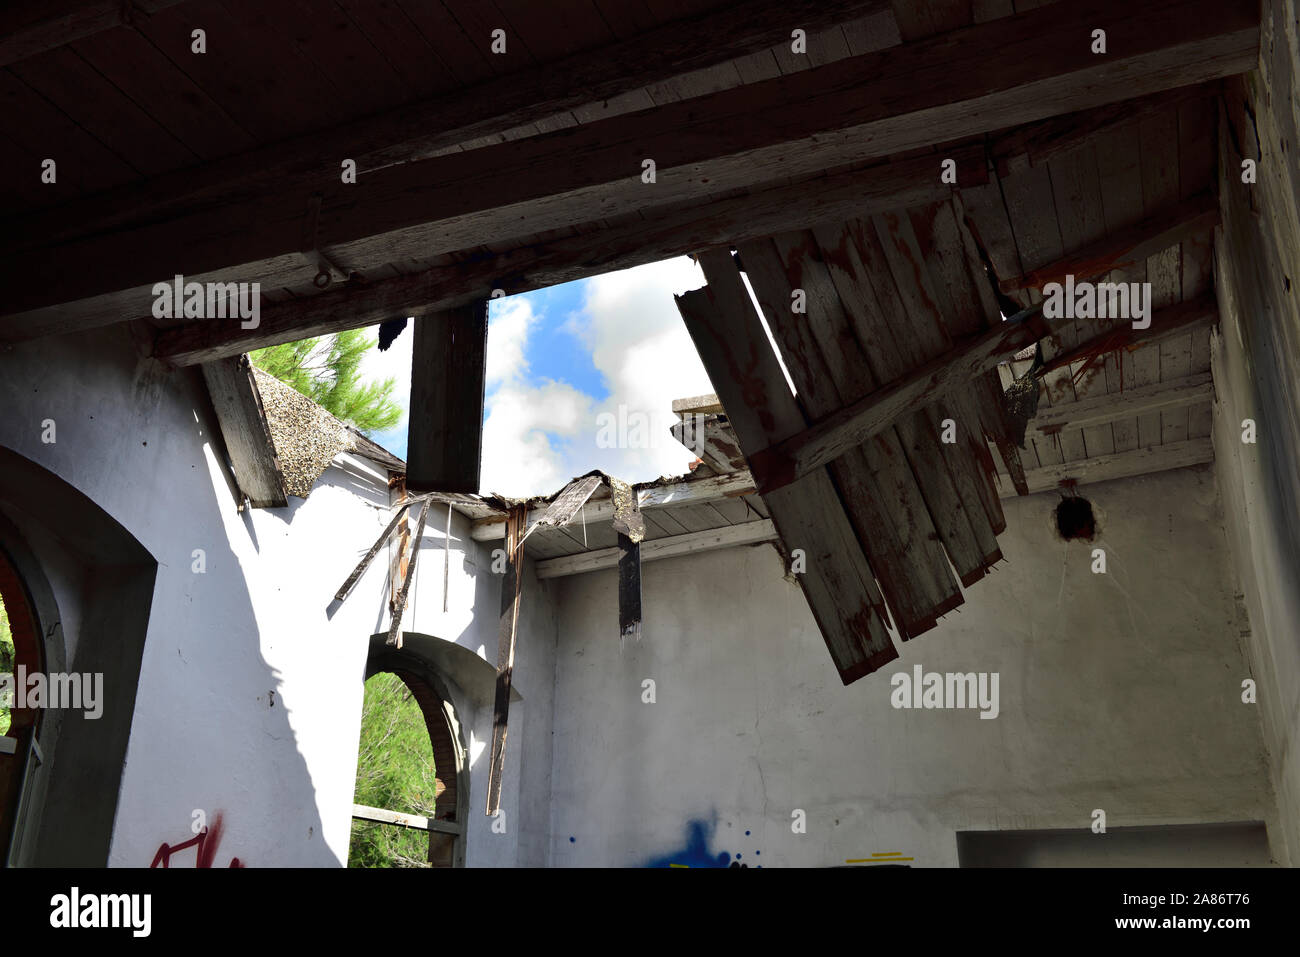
(356, 257), (726, 498)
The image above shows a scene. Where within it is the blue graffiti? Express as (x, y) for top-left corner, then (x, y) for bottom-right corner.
(645, 819), (732, 868)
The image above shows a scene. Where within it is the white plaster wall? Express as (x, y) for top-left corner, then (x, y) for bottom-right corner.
(0, 325), (555, 867)
(397, 514), (559, 867)
(544, 466), (1274, 867)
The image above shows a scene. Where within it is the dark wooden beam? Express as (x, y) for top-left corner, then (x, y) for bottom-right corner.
(1034, 291), (1218, 376)
(405, 301), (487, 494)
(2, 0), (1257, 323)
(11, 0), (889, 247)
(146, 151), (980, 364)
(0, 1), (186, 68)
(748, 294), (1218, 494)
(199, 355), (287, 508)
(1000, 191), (1221, 293)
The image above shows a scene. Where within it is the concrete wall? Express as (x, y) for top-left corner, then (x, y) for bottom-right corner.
(0, 323), (557, 867)
(1210, 0), (1300, 865)
(544, 466), (1275, 867)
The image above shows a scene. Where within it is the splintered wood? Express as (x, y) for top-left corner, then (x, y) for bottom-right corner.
(486, 504), (526, 816)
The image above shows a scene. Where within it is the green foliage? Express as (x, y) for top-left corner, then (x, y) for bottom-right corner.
(348, 672), (438, 868)
(250, 328), (402, 435)
(0, 594), (12, 736)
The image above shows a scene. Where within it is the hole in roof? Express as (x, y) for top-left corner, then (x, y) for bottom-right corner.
(1054, 495), (1096, 542)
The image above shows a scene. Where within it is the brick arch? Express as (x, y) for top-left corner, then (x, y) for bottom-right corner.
(364, 649), (469, 868)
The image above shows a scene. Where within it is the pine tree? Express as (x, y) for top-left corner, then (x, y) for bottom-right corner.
(251, 328), (402, 435)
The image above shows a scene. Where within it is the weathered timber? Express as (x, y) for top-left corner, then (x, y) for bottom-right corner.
(386, 499), (430, 648)
(486, 506), (526, 815)
(1001, 437), (1213, 496)
(1001, 191), (1220, 292)
(120, 149), (979, 362)
(679, 248), (895, 682)
(11, 0), (890, 247)
(406, 301), (487, 494)
(536, 519), (779, 579)
(199, 355), (287, 508)
(3, 0), (1256, 324)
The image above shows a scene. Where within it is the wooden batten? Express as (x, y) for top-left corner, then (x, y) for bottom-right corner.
(486, 506), (526, 816)
(406, 301), (487, 494)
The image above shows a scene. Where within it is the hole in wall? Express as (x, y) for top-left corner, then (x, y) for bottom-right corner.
(1054, 495), (1096, 542)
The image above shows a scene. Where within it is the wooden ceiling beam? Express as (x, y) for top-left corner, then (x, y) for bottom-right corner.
(145, 150), (978, 364)
(1000, 437), (1214, 497)
(2, 0), (1256, 325)
(8, 0), (889, 249)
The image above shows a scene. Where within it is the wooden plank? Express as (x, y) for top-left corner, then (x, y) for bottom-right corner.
(386, 499), (431, 648)
(486, 506), (526, 815)
(617, 533), (642, 639)
(747, 302), (1053, 493)
(406, 301), (487, 493)
(743, 233), (959, 635)
(199, 355), (287, 508)
(1034, 292), (1218, 376)
(140, 149), (979, 364)
(0, 0), (186, 67)
(5, 0), (1259, 322)
(1026, 372), (1213, 439)
(677, 251), (895, 683)
(351, 803), (462, 835)
(990, 82), (1221, 178)
(333, 500), (414, 602)
(1002, 190), (1219, 293)
(14, 0), (889, 246)
(537, 519), (778, 578)
(1001, 437), (1213, 496)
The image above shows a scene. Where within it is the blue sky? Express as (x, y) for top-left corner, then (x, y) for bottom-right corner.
(361, 257), (718, 497)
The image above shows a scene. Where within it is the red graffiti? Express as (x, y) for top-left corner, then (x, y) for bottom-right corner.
(150, 812), (244, 868)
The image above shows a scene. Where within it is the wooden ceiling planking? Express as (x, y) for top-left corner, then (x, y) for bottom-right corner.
(11, 46), (199, 178)
(132, 1), (350, 143)
(69, 25), (258, 162)
(1046, 145), (1115, 460)
(332, 0), (462, 100)
(0, 67), (143, 212)
(393, 0), (500, 87)
(1179, 96), (1217, 440)
(1137, 111), (1188, 448)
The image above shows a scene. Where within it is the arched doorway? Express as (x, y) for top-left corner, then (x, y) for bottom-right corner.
(0, 541), (51, 865)
(348, 649), (468, 867)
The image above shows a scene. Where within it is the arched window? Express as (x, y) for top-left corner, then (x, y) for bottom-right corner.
(348, 653), (467, 868)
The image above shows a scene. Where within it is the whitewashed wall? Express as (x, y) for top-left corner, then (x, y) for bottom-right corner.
(542, 466), (1276, 867)
(0, 324), (557, 867)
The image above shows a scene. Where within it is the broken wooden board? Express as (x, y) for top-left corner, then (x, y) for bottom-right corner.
(486, 505), (526, 816)
(200, 354), (287, 508)
(677, 248), (895, 683)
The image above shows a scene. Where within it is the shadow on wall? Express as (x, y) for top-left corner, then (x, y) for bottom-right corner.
(0, 330), (326, 865)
